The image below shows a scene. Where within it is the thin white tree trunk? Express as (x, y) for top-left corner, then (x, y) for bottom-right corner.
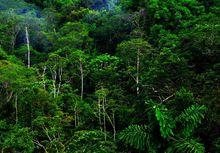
(52, 69), (57, 98)
(98, 99), (102, 128)
(136, 48), (140, 95)
(57, 67), (62, 96)
(106, 111), (116, 141)
(42, 66), (47, 89)
(15, 93), (18, 124)
(79, 61), (83, 100)
(33, 140), (48, 153)
(103, 97), (106, 141)
(25, 26), (30, 68)
(112, 111), (116, 141)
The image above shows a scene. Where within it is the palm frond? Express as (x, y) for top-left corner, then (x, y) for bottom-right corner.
(176, 105), (206, 137)
(155, 105), (175, 138)
(119, 125), (148, 150)
(171, 138), (205, 153)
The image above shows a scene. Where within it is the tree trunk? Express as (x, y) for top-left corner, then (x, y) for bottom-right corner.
(79, 61), (83, 100)
(112, 111), (116, 141)
(136, 48), (140, 95)
(106, 111), (116, 141)
(42, 66), (47, 89)
(103, 97), (106, 141)
(15, 93), (18, 124)
(25, 26), (30, 68)
(33, 140), (48, 153)
(57, 67), (62, 96)
(74, 102), (77, 127)
(52, 69), (57, 98)
(98, 98), (102, 129)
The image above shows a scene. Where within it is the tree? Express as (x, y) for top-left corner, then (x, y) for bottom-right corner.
(0, 60), (36, 124)
(14, 45), (46, 66)
(88, 10), (133, 53)
(46, 53), (67, 98)
(89, 54), (120, 88)
(117, 38), (153, 95)
(66, 130), (117, 153)
(0, 11), (21, 51)
(0, 122), (34, 153)
(57, 21), (93, 51)
(68, 49), (89, 100)
(33, 115), (67, 153)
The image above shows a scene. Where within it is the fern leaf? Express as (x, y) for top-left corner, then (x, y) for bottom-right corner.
(119, 125), (148, 150)
(176, 105), (206, 137)
(155, 105), (175, 138)
(172, 138), (205, 153)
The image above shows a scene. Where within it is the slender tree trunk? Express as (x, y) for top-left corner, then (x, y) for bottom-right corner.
(103, 97), (106, 141)
(25, 26), (30, 68)
(136, 48), (140, 95)
(106, 111), (116, 141)
(15, 93), (18, 124)
(33, 140), (48, 153)
(42, 66), (47, 89)
(52, 69), (57, 98)
(52, 80), (56, 98)
(57, 67), (62, 96)
(76, 61), (84, 126)
(112, 111), (116, 141)
(79, 61), (83, 100)
(98, 99), (102, 129)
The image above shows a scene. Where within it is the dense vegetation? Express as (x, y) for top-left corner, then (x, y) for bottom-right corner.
(0, 0), (219, 152)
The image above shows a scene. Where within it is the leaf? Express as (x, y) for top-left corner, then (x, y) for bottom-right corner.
(176, 105), (206, 137)
(155, 105), (175, 138)
(169, 138), (205, 153)
(119, 125), (148, 150)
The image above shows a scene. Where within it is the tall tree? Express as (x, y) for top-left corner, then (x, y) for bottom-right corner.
(117, 38), (153, 95)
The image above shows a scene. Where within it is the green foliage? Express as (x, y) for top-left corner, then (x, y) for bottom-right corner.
(117, 38), (153, 64)
(176, 105), (207, 137)
(0, 0), (218, 152)
(89, 54), (120, 87)
(90, 54), (119, 71)
(57, 22), (93, 50)
(32, 114), (67, 152)
(168, 138), (205, 153)
(0, 124), (34, 153)
(120, 101), (206, 152)
(119, 125), (148, 150)
(28, 0), (81, 8)
(67, 130), (117, 153)
(175, 88), (195, 104)
(0, 60), (36, 90)
(155, 105), (175, 138)
(95, 88), (109, 99)
(14, 45), (46, 65)
(0, 47), (8, 60)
